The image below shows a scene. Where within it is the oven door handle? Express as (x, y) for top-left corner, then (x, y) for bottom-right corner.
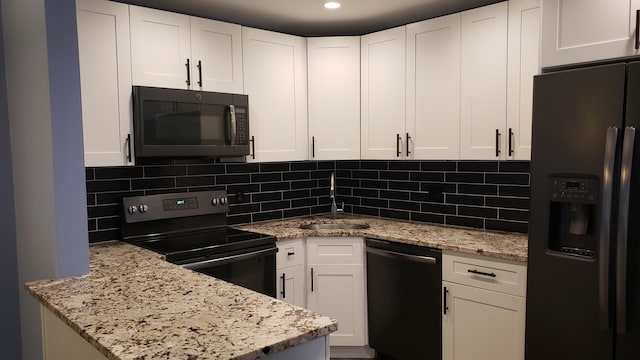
(180, 247), (277, 270)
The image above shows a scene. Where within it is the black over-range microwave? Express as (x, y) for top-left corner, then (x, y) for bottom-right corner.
(132, 86), (249, 158)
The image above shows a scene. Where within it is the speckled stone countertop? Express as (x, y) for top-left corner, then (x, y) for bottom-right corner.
(237, 215), (528, 262)
(26, 242), (337, 360)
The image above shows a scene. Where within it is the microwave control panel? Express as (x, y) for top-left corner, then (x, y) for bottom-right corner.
(235, 107), (248, 145)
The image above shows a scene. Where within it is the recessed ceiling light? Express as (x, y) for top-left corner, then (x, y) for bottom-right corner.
(324, 2), (341, 9)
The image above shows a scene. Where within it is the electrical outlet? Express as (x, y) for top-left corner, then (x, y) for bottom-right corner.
(235, 190), (246, 203)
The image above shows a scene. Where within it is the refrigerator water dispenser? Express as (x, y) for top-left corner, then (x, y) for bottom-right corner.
(548, 176), (599, 257)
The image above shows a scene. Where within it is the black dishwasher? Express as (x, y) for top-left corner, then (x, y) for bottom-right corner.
(366, 238), (442, 360)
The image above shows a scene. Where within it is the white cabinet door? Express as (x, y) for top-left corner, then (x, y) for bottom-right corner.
(507, 0), (540, 161)
(190, 17), (243, 94)
(541, 0), (640, 68)
(76, 0), (133, 166)
(277, 265), (306, 308)
(308, 37), (360, 160)
(306, 237), (365, 347)
(361, 26), (406, 160)
(406, 14), (461, 160)
(442, 281), (526, 360)
(307, 264), (365, 347)
(277, 239), (306, 308)
(242, 27), (308, 162)
(460, 2), (508, 160)
(130, 6), (191, 89)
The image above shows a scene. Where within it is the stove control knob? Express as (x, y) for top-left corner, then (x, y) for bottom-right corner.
(212, 198), (219, 206)
(127, 205), (137, 214)
(138, 204), (148, 213)
(220, 197), (227, 205)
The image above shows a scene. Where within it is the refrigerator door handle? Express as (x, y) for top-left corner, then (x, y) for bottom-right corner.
(599, 126), (618, 329)
(616, 126), (636, 334)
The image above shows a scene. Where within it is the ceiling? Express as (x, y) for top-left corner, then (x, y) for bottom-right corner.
(116, 0), (503, 37)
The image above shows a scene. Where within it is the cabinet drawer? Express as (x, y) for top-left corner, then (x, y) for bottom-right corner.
(307, 237), (364, 265)
(442, 251), (527, 297)
(277, 239), (305, 269)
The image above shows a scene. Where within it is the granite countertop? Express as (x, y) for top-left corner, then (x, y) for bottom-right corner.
(237, 215), (528, 262)
(26, 242), (337, 360)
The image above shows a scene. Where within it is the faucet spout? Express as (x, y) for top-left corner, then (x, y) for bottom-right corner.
(330, 172), (342, 219)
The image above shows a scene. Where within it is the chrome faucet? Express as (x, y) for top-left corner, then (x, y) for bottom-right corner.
(330, 172), (343, 219)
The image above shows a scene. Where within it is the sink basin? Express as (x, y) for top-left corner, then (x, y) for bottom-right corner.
(299, 223), (370, 230)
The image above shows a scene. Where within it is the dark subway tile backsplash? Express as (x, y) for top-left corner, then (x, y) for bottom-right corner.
(86, 159), (530, 242)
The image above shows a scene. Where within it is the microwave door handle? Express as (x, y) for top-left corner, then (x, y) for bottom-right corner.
(229, 105), (237, 145)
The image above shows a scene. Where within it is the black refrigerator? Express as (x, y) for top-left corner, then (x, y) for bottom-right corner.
(526, 60), (640, 359)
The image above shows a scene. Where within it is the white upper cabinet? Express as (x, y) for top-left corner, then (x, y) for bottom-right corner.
(507, 0), (540, 160)
(242, 27), (308, 162)
(307, 37), (361, 160)
(76, 0), (133, 166)
(459, 2), (509, 160)
(189, 17), (243, 94)
(361, 26), (407, 160)
(406, 14), (461, 160)
(130, 6), (191, 89)
(541, 0), (640, 68)
(129, 6), (243, 93)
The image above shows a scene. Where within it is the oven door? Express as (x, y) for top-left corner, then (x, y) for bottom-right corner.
(178, 245), (277, 297)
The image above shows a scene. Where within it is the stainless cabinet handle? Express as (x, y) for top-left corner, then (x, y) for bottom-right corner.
(125, 134), (132, 163)
(250, 136), (255, 159)
(443, 286), (449, 315)
(600, 127), (618, 329)
(396, 133), (401, 157)
(280, 273), (286, 298)
(197, 60), (203, 87)
(508, 128), (514, 157)
(468, 269), (496, 278)
(406, 133), (411, 156)
(616, 126), (635, 334)
(185, 59), (191, 86)
(495, 129), (501, 157)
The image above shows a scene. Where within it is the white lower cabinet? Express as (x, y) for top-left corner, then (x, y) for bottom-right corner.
(276, 239), (306, 308)
(306, 237), (366, 347)
(41, 304), (329, 360)
(442, 251), (527, 360)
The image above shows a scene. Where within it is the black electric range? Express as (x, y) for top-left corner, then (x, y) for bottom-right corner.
(121, 190), (277, 297)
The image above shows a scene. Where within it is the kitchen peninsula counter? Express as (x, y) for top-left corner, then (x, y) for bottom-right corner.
(26, 242), (337, 360)
(237, 215), (528, 262)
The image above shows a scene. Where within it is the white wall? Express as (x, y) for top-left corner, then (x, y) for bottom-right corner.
(0, 3), (22, 358)
(1, 0), (89, 359)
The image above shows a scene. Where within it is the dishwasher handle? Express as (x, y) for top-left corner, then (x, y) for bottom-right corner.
(366, 246), (438, 264)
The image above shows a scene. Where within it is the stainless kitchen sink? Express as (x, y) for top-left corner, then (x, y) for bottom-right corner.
(299, 223), (370, 230)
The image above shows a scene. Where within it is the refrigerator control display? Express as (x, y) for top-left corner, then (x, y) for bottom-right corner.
(550, 177), (597, 203)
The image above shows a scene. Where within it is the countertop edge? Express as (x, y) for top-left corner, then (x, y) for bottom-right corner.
(237, 215), (529, 263)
